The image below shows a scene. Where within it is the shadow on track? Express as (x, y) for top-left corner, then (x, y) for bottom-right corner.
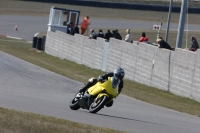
(78, 110), (165, 126)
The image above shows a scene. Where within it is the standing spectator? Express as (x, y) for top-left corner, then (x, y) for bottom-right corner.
(74, 24), (79, 34)
(70, 25), (79, 36)
(67, 22), (74, 34)
(105, 29), (114, 41)
(62, 21), (67, 26)
(81, 16), (90, 35)
(69, 24), (79, 36)
(66, 22), (70, 34)
(96, 29), (104, 38)
(138, 32), (149, 43)
(115, 29), (122, 40)
(156, 38), (173, 50)
(89, 29), (97, 39)
(189, 36), (199, 51)
(123, 29), (132, 43)
(70, 27), (75, 35)
(112, 30), (117, 38)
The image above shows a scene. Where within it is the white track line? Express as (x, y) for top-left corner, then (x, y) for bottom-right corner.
(7, 36), (22, 40)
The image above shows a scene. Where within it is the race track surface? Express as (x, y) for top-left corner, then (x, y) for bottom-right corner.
(0, 52), (200, 133)
(0, 15), (200, 41)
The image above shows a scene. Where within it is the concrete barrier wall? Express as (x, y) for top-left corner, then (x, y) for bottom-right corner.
(170, 48), (196, 97)
(151, 48), (173, 91)
(120, 41), (138, 81)
(45, 31), (105, 70)
(192, 50), (200, 101)
(106, 39), (172, 90)
(45, 31), (200, 102)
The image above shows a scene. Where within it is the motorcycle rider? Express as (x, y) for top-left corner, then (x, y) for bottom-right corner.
(79, 67), (125, 107)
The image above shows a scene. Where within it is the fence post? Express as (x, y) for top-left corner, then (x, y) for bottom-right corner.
(101, 41), (109, 71)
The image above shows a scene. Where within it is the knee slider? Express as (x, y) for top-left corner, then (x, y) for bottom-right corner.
(88, 77), (95, 83)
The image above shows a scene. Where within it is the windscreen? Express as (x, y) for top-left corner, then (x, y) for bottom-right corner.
(111, 76), (120, 89)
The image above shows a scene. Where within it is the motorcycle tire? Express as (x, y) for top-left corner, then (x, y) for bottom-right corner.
(89, 96), (108, 113)
(69, 96), (80, 110)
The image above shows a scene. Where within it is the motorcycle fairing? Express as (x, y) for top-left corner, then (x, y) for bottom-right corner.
(87, 77), (119, 98)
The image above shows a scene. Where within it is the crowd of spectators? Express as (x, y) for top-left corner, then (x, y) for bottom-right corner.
(88, 28), (125, 42)
(65, 16), (199, 52)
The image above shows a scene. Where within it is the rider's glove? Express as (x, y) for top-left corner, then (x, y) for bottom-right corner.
(98, 76), (103, 83)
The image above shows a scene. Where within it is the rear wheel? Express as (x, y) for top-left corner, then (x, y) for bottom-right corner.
(69, 94), (80, 110)
(89, 96), (108, 113)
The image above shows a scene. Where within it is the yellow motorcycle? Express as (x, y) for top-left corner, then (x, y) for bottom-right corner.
(69, 76), (120, 113)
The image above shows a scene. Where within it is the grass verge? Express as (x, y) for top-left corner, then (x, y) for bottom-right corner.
(0, 107), (124, 133)
(0, 36), (200, 119)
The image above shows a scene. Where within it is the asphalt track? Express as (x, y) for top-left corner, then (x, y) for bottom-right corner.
(0, 15), (200, 41)
(0, 51), (200, 133)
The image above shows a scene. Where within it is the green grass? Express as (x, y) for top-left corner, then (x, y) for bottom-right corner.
(0, 107), (124, 133)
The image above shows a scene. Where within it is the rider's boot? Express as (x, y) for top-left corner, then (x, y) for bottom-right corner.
(105, 100), (114, 107)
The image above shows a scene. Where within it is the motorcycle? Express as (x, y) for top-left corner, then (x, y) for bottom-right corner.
(69, 76), (120, 113)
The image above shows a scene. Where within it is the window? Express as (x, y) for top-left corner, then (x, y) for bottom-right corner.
(60, 11), (69, 26)
(53, 10), (60, 25)
(52, 10), (69, 26)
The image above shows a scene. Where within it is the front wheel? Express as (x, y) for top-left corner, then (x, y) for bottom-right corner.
(89, 96), (108, 113)
(69, 94), (81, 110)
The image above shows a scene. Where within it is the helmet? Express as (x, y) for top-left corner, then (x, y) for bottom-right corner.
(113, 67), (125, 80)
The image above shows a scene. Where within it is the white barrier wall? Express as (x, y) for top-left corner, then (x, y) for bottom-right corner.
(170, 49), (196, 98)
(193, 50), (200, 101)
(45, 31), (200, 102)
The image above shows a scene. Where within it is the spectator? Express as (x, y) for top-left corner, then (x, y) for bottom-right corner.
(66, 22), (70, 34)
(123, 29), (132, 43)
(81, 16), (90, 35)
(74, 24), (79, 34)
(67, 22), (74, 34)
(89, 29), (97, 39)
(115, 29), (122, 40)
(138, 32), (149, 43)
(96, 29), (104, 38)
(189, 36), (199, 52)
(63, 21), (67, 26)
(156, 38), (173, 50)
(70, 27), (75, 35)
(105, 29), (114, 41)
(112, 30), (117, 38)
(70, 25), (79, 36)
